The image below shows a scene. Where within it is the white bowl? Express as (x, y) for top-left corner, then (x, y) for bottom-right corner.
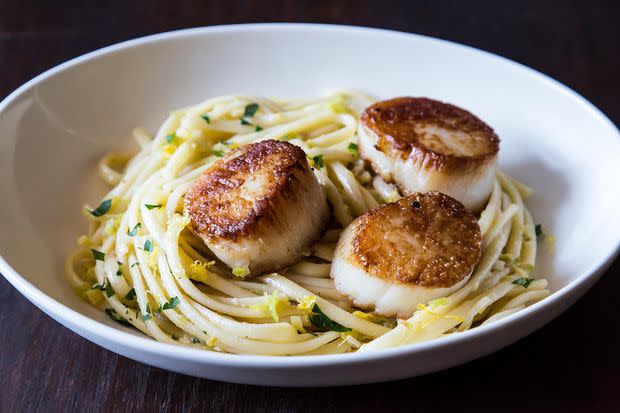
(1, 24), (619, 386)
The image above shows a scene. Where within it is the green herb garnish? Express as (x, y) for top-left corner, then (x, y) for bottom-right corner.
(141, 303), (151, 321)
(192, 337), (201, 344)
(125, 288), (136, 300)
(145, 204), (162, 210)
(212, 150), (224, 157)
(311, 154), (325, 168)
(309, 304), (351, 332)
(158, 296), (180, 312)
(105, 308), (133, 327)
(105, 282), (115, 297)
(131, 262), (139, 268)
(244, 103), (259, 118)
(143, 240), (153, 252)
(89, 199), (112, 217)
(535, 224), (543, 237)
(240, 118), (252, 126)
(201, 114), (210, 124)
(91, 282), (106, 291)
(90, 280), (114, 296)
(128, 222), (141, 237)
(513, 277), (535, 288)
(255, 125), (263, 132)
(91, 249), (105, 261)
(348, 143), (359, 153)
(165, 132), (176, 143)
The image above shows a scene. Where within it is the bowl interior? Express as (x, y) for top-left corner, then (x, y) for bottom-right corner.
(1, 25), (620, 340)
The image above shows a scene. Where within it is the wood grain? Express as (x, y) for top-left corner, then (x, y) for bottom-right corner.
(1, 1), (619, 412)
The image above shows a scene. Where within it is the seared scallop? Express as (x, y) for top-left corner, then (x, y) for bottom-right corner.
(184, 140), (329, 275)
(331, 192), (481, 318)
(359, 97), (499, 212)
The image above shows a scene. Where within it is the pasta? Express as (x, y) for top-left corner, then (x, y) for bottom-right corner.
(66, 92), (550, 355)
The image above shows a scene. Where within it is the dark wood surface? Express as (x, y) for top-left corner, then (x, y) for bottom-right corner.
(1, 1), (619, 412)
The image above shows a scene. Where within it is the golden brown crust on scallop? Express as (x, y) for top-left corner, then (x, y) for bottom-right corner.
(360, 97), (499, 173)
(184, 140), (311, 241)
(352, 192), (481, 288)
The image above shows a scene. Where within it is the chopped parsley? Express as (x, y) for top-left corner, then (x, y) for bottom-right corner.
(255, 125), (263, 132)
(535, 224), (543, 237)
(131, 262), (140, 268)
(165, 132), (176, 143)
(243, 103), (259, 118)
(91, 282), (106, 291)
(348, 143), (359, 153)
(141, 303), (152, 321)
(192, 337), (201, 344)
(212, 150), (224, 157)
(513, 277), (535, 288)
(105, 282), (115, 297)
(311, 154), (325, 168)
(89, 199), (112, 217)
(143, 240), (153, 252)
(91, 280), (114, 297)
(309, 304), (351, 332)
(91, 249), (105, 261)
(125, 288), (136, 300)
(105, 308), (133, 327)
(201, 114), (210, 124)
(145, 204), (162, 210)
(116, 268), (123, 276)
(127, 222), (141, 237)
(158, 296), (180, 312)
(240, 118), (252, 126)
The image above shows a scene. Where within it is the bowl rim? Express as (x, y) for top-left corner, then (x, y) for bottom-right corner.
(1, 23), (620, 368)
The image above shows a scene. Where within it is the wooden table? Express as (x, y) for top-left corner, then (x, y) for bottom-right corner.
(1, 1), (619, 411)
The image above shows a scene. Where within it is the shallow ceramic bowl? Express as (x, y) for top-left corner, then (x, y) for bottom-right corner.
(1, 24), (619, 386)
